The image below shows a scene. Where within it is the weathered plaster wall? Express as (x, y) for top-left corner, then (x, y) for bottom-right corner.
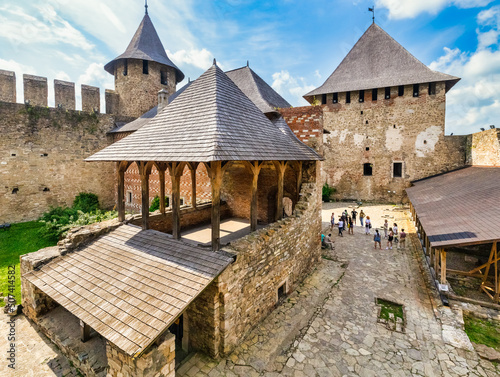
(318, 82), (467, 201)
(466, 129), (500, 166)
(0, 102), (116, 223)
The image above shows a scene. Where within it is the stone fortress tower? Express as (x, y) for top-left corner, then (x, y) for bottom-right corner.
(104, 9), (184, 118)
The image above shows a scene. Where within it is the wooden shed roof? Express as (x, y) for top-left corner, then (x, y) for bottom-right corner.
(87, 63), (321, 162)
(406, 167), (500, 248)
(305, 23), (459, 98)
(23, 224), (232, 357)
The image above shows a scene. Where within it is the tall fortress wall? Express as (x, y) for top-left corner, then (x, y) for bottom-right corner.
(0, 69), (127, 223)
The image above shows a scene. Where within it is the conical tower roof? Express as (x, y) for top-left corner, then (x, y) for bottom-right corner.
(87, 63), (320, 163)
(305, 23), (459, 99)
(104, 14), (184, 83)
(226, 66), (291, 114)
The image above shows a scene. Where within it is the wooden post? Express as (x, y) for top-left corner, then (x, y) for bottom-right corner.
(159, 168), (166, 215)
(434, 247), (440, 277)
(249, 161), (262, 232)
(169, 162), (185, 240)
(138, 162), (152, 230)
(273, 161), (286, 221)
(425, 236), (430, 256)
(494, 242), (499, 302)
(429, 247), (434, 267)
(440, 249), (447, 284)
(117, 162), (125, 222)
(296, 161), (303, 202)
(80, 320), (90, 342)
(206, 162), (223, 251)
(188, 163), (199, 209)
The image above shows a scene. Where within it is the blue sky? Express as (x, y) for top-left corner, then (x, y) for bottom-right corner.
(0, 0), (499, 135)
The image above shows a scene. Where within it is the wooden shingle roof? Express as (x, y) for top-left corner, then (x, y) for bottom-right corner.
(225, 66), (291, 114)
(87, 63), (321, 162)
(104, 14), (184, 83)
(406, 167), (500, 248)
(305, 23), (460, 98)
(23, 224), (232, 357)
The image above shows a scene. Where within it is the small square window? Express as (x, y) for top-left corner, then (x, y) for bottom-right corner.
(346, 91), (351, 104)
(428, 82), (436, 95)
(321, 94), (327, 105)
(385, 87), (390, 99)
(366, 147), (370, 151)
(180, 198), (184, 206)
(372, 88), (378, 101)
(359, 90), (364, 103)
(413, 84), (419, 97)
(393, 162), (403, 178)
(363, 163), (373, 176)
(332, 93), (338, 103)
(398, 85), (404, 96)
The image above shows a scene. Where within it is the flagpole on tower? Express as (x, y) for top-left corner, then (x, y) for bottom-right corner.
(145, 0), (148, 15)
(368, 6), (375, 23)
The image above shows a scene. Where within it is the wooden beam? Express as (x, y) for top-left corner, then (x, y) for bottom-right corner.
(440, 249), (447, 284)
(434, 247), (440, 277)
(244, 161), (262, 232)
(159, 169), (166, 215)
(80, 320), (90, 342)
(425, 236), (430, 256)
(296, 161), (303, 202)
(169, 162), (185, 240)
(208, 161), (223, 251)
(117, 162), (125, 222)
(137, 161), (153, 230)
(273, 161), (286, 221)
(188, 162), (199, 209)
(429, 247), (434, 267)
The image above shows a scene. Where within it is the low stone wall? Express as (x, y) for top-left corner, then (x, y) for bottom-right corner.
(186, 178), (322, 357)
(466, 128), (500, 166)
(106, 333), (175, 377)
(130, 202), (230, 233)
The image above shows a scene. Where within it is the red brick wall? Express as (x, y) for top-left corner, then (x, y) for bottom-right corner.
(279, 106), (323, 152)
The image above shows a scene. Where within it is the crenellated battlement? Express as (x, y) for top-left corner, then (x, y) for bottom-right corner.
(0, 69), (117, 114)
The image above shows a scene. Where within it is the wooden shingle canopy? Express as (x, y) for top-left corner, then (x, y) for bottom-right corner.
(406, 166), (500, 249)
(24, 225), (233, 357)
(87, 63), (320, 162)
(87, 62), (321, 250)
(305, 23), (460, 99)
(104, 14), (184, 83)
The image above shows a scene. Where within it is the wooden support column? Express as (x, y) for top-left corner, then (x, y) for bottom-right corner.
(117, 161), (126, 222)
(434, 247), (440, 277)
(157, 163), (168, 215)
(273, 161), (286, 221)
(188, 163), (199, 209)
(440, 249), (447, 284)
(244, 161), (262, 232)
(296, 161), (303, 202)
(169, 162), (185, 240)
(495, 242), (499, 302)
(137, 161), (153, 230)
(205, 161), (227, 251)
(425, 236), (430, 256)
(429, 247), (434, 267)
(80, 320), (90, 342)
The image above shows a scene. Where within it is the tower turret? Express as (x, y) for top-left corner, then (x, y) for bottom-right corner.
(104, 11), (184, 118)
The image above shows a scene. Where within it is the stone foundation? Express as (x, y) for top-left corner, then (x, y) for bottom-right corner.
(106, 333), (175, 377)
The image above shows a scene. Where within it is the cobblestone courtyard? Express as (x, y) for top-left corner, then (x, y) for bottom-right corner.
(2, 204), (499, 376)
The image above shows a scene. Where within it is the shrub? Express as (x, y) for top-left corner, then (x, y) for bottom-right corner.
(149, 195), (169, 212)
(73, 192), (100, 213)
(322, 183), (336, 202)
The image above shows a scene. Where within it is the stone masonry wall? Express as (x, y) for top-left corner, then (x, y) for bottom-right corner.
(23, 74), (48, 106)
(0, 69), (16, 102)
(319, 82), (467, 201)
(199, 164), (321, 357)
(106, 333), (175, 377)
(466, 128), (500, 166)
(0, 102), (116, 223)
(113, 59), (177, 118)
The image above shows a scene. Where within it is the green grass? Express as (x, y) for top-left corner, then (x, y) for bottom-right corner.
(377, 298), (404, 322)
(464, 315), (500, 351)
(0, 221), (57, 306)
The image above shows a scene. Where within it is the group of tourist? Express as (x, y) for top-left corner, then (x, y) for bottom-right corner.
(325, 208), (407, 251)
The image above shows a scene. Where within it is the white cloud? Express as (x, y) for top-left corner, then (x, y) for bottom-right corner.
(271, 70), (315, 106)
(0, 4), (93, 50)
(168, 48), (222, 71)
(430, 5), (500, 134)
(376, 0), (493, 19)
